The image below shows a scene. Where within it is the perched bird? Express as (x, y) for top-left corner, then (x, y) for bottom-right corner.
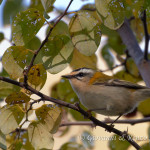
(62, 67), (150, 119)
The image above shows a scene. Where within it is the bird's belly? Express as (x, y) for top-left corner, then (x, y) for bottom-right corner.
(78, 86), (133, 116)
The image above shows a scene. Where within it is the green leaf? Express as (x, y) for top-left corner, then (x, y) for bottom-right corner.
(28, 121), (54, 149)
(12, 8), (45, 46)
(21, 131), (34, 150)
(70, 49), (97, 70)
(109, 135), (130, 150)
(101, 45), (114, 68)
(138, 98), (150, 116)
(35, 104), (62, 134)
(3, 0), (25, 25)
(25, 36), (41, 50)
(60, 142), (86, 150)
(30, 0), (44, 12)
(6, 130), (34, 150)
(5, 92), (30, 105)
(126, 58), (140, 78)
(114, 70), (141, 83)
(0, 81), (20, 98)
(56, 79), (73, 100)
(41, 0), (56, 12)
(0, 32), (4, 42)
(141, 143), (150, 150)
(0, 130), (6, 150)
(41, 35), (74, 74)
(69, 10), (101, 56)
(95, 0), (125, 30)
(47, 21), (70, 37)
(0, 105), (24, 134)
(8, 141), (23, 150)
(2, 46), (34, 79)
(108, 33), (125, 55)
(0, 68), (9, 77)
(28, 64), (47, 90)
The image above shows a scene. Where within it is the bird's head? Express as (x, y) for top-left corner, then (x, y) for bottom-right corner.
(62, 67), (96, 84)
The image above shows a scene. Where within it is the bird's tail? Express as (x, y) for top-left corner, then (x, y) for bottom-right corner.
(133, 89), (150, 102)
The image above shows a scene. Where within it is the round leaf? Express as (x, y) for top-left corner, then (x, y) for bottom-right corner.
(5, 92), (30, 105)
(70, 49), (97, 70)
(41, 0), (56, 12)
(2, 46), (34, 79)
(25, 36), (41, 50)
(42, 35), (74, 74)
(46, 21), (70, 37)
(28, 121), (54, 149)
(0, 81), (20, 98)
(95, 0), (125, 30)
(29, 0), (44, 12)
(0, 105), (24, 134)
(12, 8), (45, 46)
(35, 104), (62, 134)
(69, 10), (101, 56)
(28, 64), (47, 90)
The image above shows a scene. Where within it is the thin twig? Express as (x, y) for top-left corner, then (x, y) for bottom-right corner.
(19, 99), (43, 128)
(141, 10), (149, 60)
(23, 0), (74, 84)
(0, 76), (140, 149)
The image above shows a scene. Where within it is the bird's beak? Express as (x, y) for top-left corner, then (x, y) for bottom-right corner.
(62, 74), (73, 79)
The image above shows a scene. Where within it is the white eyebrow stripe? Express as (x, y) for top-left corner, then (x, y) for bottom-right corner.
(79, 68), (93, 74)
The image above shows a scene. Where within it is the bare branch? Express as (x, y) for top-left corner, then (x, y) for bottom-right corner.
(117, 19), (150, 88)
(60, 117), (150, 127)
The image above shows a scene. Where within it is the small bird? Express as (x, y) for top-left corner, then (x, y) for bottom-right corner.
(62, 67), (150, 120)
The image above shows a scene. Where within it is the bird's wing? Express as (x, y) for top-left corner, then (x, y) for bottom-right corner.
(93, 78), (148, 89)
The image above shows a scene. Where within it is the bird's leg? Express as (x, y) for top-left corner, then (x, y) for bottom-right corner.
(110, 114), (122, 127)
(105, 114), (122, 132)
(86, 108), (106, 118)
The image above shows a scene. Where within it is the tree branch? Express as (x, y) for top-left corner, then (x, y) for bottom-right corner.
(23, 0), (74, 84)
(117, 19), (150, 87)
(141, 10), (149, 60)
(60, 117), (150, 127)
(0, 76), (140, 149)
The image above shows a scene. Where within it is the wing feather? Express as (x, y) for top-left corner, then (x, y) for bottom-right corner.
(94, 78), (148, 89)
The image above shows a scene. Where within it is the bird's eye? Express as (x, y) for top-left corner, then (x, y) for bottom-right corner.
(78, 72), (84, 77)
